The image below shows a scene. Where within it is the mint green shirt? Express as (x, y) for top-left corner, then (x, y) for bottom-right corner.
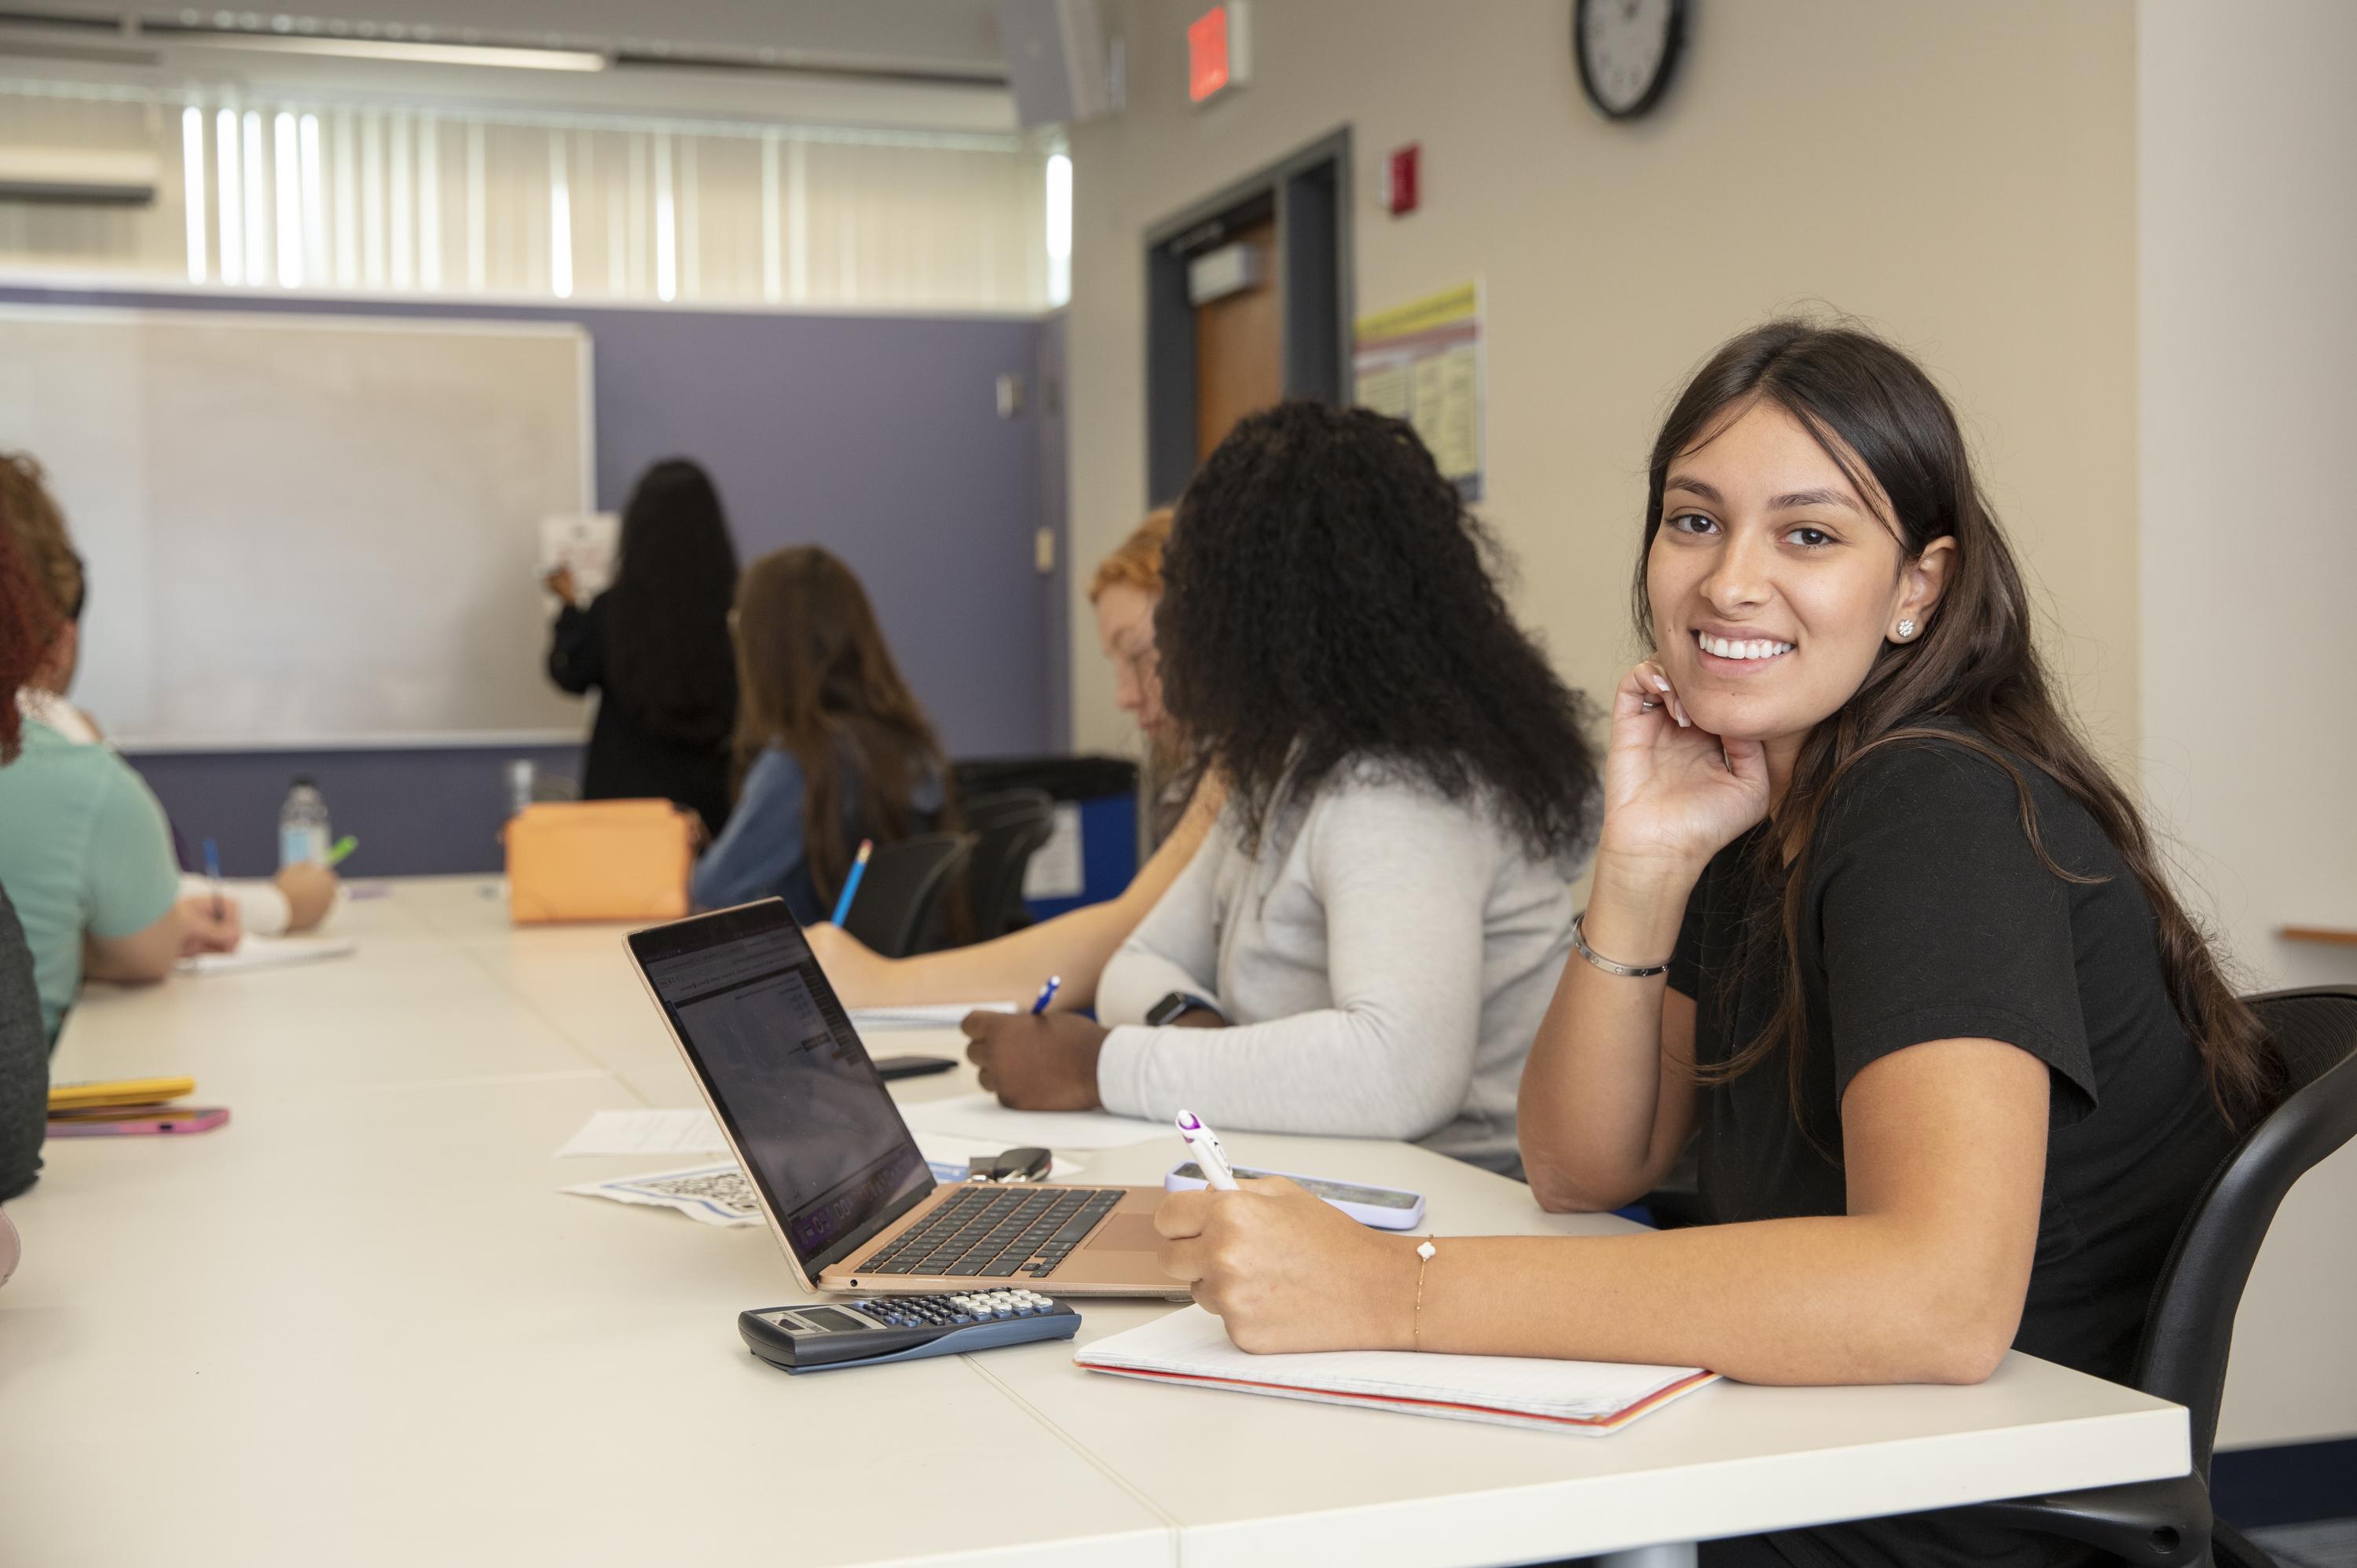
(0, 717), (181, 1042)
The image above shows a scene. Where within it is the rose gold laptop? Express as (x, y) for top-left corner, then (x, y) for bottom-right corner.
(625, 900), (1178, 1297)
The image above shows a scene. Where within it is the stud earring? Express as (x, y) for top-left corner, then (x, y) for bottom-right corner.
(1896, 619), (1917, 639)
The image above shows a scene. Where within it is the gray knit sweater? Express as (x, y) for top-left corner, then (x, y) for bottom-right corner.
(1095, 767), (1580, 1174)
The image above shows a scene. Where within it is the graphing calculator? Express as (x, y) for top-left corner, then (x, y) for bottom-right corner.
(738, 1290), (1080, 1374)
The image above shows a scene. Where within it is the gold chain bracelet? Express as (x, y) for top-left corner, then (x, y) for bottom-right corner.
(1412, 1239), (1437, 1350)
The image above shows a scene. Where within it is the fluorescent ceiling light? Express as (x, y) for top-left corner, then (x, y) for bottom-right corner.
(195, 35), (608, 72)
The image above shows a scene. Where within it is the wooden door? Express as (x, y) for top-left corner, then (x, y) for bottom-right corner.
(1193, 218), (1282, 460)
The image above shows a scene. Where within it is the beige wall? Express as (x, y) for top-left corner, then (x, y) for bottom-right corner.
(1065, 0), (2138, 773)
(2140, 0), (2357, 1449)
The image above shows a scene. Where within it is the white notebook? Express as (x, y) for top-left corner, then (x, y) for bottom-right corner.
(897, 1093), (1169, 1149)
(1076, 1306), (1717, 1435)
(176, 934), (357, 976)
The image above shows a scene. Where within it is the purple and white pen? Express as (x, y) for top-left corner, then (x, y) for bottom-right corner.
(1175, 1109), (1239, 1190)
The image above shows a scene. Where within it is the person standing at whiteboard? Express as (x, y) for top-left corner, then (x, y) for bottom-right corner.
(544, 460), (739, 839)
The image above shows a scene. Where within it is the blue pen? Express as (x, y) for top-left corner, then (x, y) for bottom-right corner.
(201, 837), (225, 921)
(1031, 975), (1062, 1014)
(830, 838), (874, 926)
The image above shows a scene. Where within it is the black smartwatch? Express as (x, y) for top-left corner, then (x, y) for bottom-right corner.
(1146, 991), (1230, 1028)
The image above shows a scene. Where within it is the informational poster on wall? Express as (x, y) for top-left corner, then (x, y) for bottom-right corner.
(1352, 280), (1485, 500)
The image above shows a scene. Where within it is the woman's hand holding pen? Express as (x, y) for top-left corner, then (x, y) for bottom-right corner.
(961, 1009), (1109, 1111)
(1157, 1178), (1418, 1354)
(174, 894), (241, 956)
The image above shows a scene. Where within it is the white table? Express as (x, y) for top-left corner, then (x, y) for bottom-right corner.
(0, 877), (2190, 1566)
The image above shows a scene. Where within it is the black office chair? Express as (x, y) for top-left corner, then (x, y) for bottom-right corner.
(960, 789), (1058, 942)
(838, 833), (974, 960)
(1968, 985), (2357, 1567)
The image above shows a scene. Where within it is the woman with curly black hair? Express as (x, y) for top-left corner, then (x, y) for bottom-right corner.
(962, 402), (1602, 1173)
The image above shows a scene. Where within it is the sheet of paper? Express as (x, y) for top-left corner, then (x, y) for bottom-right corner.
(539, 511), (619, 599)
(849, 1002), (1016, 1031)
(176, 934), (357, 976)
(563, 1136), (1084, 1228)
(1021, 802), (1085, 899)
(899, 1093), (1168, 1150)
(563, 1163), (761, 1226)
(555, 1108), (727, 1158)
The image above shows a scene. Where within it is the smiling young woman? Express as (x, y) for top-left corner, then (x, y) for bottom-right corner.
(1153, 321), (2281, 1568)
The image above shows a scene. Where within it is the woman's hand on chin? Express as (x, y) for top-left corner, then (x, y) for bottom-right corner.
(1596, 658), (1771, 876)
(1155, 1178), (1420, 1354)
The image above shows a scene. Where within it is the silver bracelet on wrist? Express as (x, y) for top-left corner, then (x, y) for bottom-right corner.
(1571, 911), (1671, 978)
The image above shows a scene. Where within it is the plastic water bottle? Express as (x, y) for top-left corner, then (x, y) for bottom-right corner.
(506, 758), (537, 817)
(279, 776), (332, 868)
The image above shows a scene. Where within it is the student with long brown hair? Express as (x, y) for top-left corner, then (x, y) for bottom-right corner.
(691, 546), (952, 923)
(801, 510), (1225, 1012)
(1155, 322), (2278, 1568)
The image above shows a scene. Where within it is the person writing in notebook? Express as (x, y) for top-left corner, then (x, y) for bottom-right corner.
(802, 511), (1225, 1013)
(691, 547), (955, 925)
(962, 403), (1603, 1174)
(0, 453), (243, 1042)
(1154, 322), (2279, 1568)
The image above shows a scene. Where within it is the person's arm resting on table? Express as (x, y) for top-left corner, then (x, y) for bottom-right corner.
(1160, 1038), (2046, 1381)
(1160, 680), (2071, 1383)
(1095, 782), (1496, 1141)
(80, 764), (233, 983)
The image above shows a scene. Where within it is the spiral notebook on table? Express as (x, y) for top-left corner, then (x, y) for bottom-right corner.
(176, 934), (357, 976)
(1076, 1306), (1716, 1435)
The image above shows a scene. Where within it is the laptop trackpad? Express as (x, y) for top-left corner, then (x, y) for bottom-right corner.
(1087, 1213), (1164, 1255)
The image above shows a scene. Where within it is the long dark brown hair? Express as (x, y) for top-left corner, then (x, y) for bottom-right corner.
(1636, 320), (2278, 1130)
(730, 546), (955, 903)
(602, 459), (739, 749)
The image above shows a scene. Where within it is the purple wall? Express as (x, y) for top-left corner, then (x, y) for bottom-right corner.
(0, 284), (1065, 877)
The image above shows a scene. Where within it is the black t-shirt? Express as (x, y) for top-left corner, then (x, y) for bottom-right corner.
(546, 596), (735, 840)
(1666, 727), (2234, 1568)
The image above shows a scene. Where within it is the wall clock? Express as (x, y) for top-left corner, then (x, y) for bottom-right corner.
(1575, 0), (1687, 120)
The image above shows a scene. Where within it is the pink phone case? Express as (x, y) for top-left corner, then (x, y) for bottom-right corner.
(46, 1106), (230, 1138)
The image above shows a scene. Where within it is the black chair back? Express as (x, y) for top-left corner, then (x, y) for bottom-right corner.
(2135, 985), (2357, 1476)
(1970, 986), (2357, 1567)
(839, 833), (974, 959)
(960, 789), (1058, 942)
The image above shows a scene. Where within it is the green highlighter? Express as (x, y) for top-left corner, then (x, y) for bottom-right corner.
(324, 835), (358, 867)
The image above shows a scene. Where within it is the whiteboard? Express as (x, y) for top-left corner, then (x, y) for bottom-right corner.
(0, 305), (593, 748)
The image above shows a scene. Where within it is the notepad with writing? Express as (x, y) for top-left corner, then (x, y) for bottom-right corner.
(1076, 1306), (1716, 1435)
(176, 934), (357, 975)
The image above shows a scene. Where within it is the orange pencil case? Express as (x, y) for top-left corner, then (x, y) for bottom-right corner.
(504, 799), (695, 925)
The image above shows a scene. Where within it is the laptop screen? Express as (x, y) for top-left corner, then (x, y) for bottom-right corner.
(628, 902), (934, 1276)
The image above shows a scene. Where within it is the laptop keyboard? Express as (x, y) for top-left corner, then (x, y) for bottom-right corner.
(860, 1184), (1127, 1280)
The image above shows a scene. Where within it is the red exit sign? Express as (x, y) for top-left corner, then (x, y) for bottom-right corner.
(1188, 3), (1251, 104)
